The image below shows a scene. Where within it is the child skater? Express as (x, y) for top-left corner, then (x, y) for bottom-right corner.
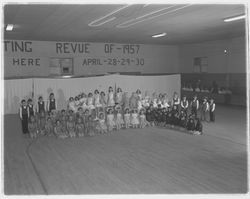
(165, 111), (172, 128)
(157, 93), (163, 108)
(136, 89), (142, 100)
(50, 110), (58, 125)
(131, 109), (139, 128)
(129, 92), (138, 110)
(123, 92), (130, 110)
(77, 107), (84, 120)
(87, 92), (95, 112)
(27, 98), (35, 117)
(191, 95), (199, 118)
(80, 93), (88, 111)
(47, 93), (57, 113)
(67, 115), (76, 138)
(45, 117), (54, 136)
(143, 91), (151, 108)
(180, 95), (189, 115)
(209, 98), (216, 122)
(137, 92), (143, 111)
(94, 89), (102, 119)
(54, 120), (68, 139)
(106, 108), (115, 132)
(83, 109), (90, 129)
(74, 96), (81, 112)
(172, 92), (180, 110)
(19, 99), (29, 135)
(160, 107), (167, 127)
(155, 104), (162, 126)
(152, 92), (158, 108)
(86, 115), (96, 136)
(139, 108), (147, 128)
(60, 109), (67, 132)
(68, 97), (76, 112)
(115, 105), (124, 130)
(171, 105), (179, 127)
(36, 96), (45, 114)
(162, 94), (170, 109)
(146, 104), (155, 126)
(28, 115), (38, 139)
(38, 110), (46, 135)
(96, 112), (108, 135)
(107, 86), (115, 108)
(124, 108), (131, 129)
(186, 114), (196, 134)
(75, 117), (85, 137)
(115, 87), (123, 106)
(194, 118), (203, 135)
(100, 91), (107, 108)
(201, 97), (209, 122)
(179, 110), (187, 129)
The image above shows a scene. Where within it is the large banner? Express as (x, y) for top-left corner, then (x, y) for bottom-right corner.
(4, 74), (180, 114)
(4, 40), (179, 77)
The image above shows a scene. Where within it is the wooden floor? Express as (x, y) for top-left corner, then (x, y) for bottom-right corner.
(4, 105), (248, 194)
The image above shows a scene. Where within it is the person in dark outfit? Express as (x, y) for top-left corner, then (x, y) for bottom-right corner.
(194, 118), (203, 135)
(165, 112), (172, 127)
(47, 93), (56, 113)
(179, 110), (187, 128)
(146, 104), (155, 126)
(172, 92), (180, 111)
(155, 105), (163, 126)
(27, 98), (35, 117)
(37, 96), (45, 114)
(19, 99), (29, 135)
(161, 107), (167, 126)
(191, 95), (199, 118)
(209, 98), (216, 122)
(180, 95), (189, 115)
(171, 105), (179, 126)
(186, 114), (196, 132)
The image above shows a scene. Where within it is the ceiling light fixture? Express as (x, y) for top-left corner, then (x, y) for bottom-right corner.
(6, 24), (13, 31)
(224, 14), (245, 22)
(117, 4), (191, 28)
(88, 4), (131, 27)
(90, 17), (116, 27)
(152, 32), (167, 38)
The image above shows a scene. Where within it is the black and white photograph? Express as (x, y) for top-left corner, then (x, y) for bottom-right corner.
(1, 0), (249, 197)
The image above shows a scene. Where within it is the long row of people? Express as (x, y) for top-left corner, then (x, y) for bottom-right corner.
(19, 87), (216, 138)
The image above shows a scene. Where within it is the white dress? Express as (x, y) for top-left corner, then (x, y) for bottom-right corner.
(74, 101), (80, 111)
(87, 97), (95, 109)
(116, 92), (123, 104)
(94, 94), (102, 107)
(144, 96), (150, 107)
(107, 114), (115, 127)
(139, 114), (147, 127)
(116, 113), (124, 125)
(97, 119), (107, 131)
(81, 98), (88, 110)
(162, 99), (170, 108)
(137, 100), (143, 110)
(131, 113), (139, 125)
(124, 113), (131, 125)
(108, 92), (115, 106)
(69, 101), (77, 112)
(153, 98), (158, 108)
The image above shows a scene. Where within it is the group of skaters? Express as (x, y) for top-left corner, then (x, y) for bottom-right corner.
(19, 86), (216, 138)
